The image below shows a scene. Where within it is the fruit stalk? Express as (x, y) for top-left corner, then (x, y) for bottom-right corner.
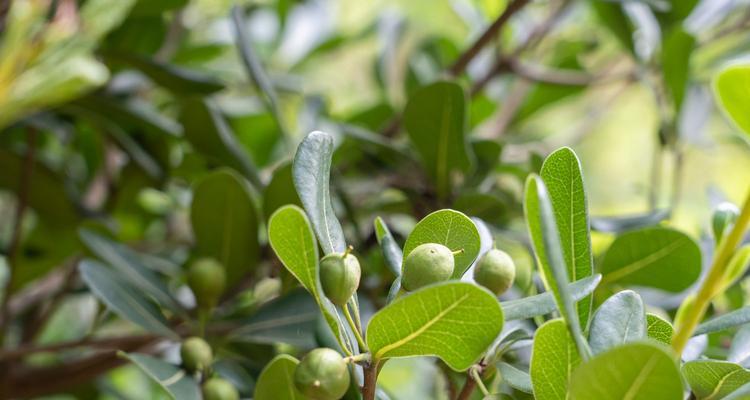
(672, 188), (750, 354)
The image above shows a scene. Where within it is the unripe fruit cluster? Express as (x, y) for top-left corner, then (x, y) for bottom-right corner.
(294, 348), (350, 400)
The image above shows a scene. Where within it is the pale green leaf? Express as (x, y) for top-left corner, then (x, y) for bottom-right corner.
(254, 355), (305, 400)
(530, 319), (580, 400)
(402, 209), (480, 279)
(120, 352), (200, 400)
(540, 147), (594, 328)
(366, 282), (503, 371)
(590, 209), (670, 233)
(190, 169), (260, 283)
(589, 290), (646, 354)
(501, 274), (601, 321)
(375, 216), (403, 276)
(498, 362), (532, 393)
(599, 227), (701, 292)
(569, 342), (683, 400)
(292, 131), (346, 255)
(714, 64), (750, 137)
(662, 27), (695, 111)
(404, 81), (471, 198)
(647, 313), (673, 345)
(682, 360), (750, 400)
(695, 306), (750, 336)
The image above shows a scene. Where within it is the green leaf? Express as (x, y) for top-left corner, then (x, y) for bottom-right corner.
(190, 169), (260, 283)
(79, 260), (176, 338)
(540, 147), (594, 328)
(403, 81), (471, 198)
(402, 209), (480, 279)
(262, 162), (301, 220)
(254, 355), (305, 400)
(267, 205), (351, 352)
(374, 216), (403, 276)
(694, 306), (750, 336)
(682, 360), (750, 400)
(230, 288), (319, 349)
(501, 274), (601, 321)
(292, 131), (347, 255)
(722, 245), (750, 292)
(366, 282), (503, 371)
(570, 342), (683, 400)
(120, 352), (200, 400)
(730, 325), (750, 367)
(724, 382), (750, 400)
(72, 95), (181, 138)
(590, 209), (670, 233)
(497, 362), (532, 393)
(589, 290), (646, 354)
(715, 64), (750, 137)
(647, 313), (674, 345)
(530, 319), (581, 400)
(524, 175), (590, 359)
(79, 229), (183, 314)
(599, 227), (701, 292)
(180, 98), (262, 188)
(662, 27), (695, 111)
(590, 2), (634, 53)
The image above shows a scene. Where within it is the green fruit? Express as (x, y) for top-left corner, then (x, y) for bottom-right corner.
(294, 348), (350, 400)
(473, 249), (515, 295)
(401, 243), (454, 291)
(180, 336), (212, 373)
(188, 258), (226, 309)
(320, 252), (361, 306)
(202, 377), (239, 400)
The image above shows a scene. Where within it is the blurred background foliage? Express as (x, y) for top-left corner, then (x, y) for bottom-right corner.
(0, 0), (749, 398)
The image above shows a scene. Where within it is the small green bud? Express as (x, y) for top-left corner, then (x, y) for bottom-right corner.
(713, 202), (739, 243)
(202, 377), (239, 400)
(188, 258), (226, 309)
(180, 336), (213, 373)
(401, 243), (455, 291)
(294, 348), (350, 400)
(320, 250), (361, 306)
(473, 249), (515, 295)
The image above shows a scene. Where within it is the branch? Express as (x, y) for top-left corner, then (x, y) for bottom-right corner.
(362, 360), (379, 400)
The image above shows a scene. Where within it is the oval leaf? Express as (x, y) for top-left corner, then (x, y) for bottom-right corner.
(191, 169), (260, 283)
(682, 360), (750, 400)
(695, 306), (750, 336)
(402, 209), (480, 279)
(647, 313), (674, 345)
(120, 352), (200, 400)
(714, 63), (750, 137)
(599, 227), (701, 292)
(292, 131), (346, 255)
(497, 362), (532, 393)
(254, 355), (305, 400)
(569, 342), (683, 400)
(366, 282), (503, 371)
(530, 319), (581, 400)
(589, 290), (646, 354)
(502, 274), (601, 321)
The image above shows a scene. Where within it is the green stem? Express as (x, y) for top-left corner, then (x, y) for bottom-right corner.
(343, 303), (367, 352)
(471, 367), (490, 397)
(672, 188), (750, 354)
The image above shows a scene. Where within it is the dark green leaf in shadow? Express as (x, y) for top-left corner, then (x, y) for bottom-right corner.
(262, 161), (301, 220)
(662, 27), (695, 111)
(374, 216), (403, 276)
(120, 352), (200, 400)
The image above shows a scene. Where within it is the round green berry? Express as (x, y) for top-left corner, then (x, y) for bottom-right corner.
(180, 336), (213, 373)
(401, 243), (455, 291)
(473, 249), (515, 295)
(202, 377), (239, 400)
(294, 348), (350, 400)
(320, 252), (361, 306)
(187, 258), (226, 309)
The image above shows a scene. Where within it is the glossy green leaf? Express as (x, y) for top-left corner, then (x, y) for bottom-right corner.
(104, 52), (224, 94)
(120, 353), (200, 400)
(662, 27), (695, 111)
(501, 274), (601, 321)
(374, 216), (403, 276)
(292, 131), (347, 255)
(589, 290), (646, 354)
(402, 209), (480, 279)
(403, 81), (471, 198)
(180, 98), (262, 188)
(569, 342), (683, 400)
(79, 260), (176, 338)
(694, 306), (750, 336)
(366, 282), (503, 371)
(230, 288), (319, 349)
(497, 362), (532, 393)
(715, 64), (750, 137)
(647, 313), (673, 345)
(599, 227), (701, 291)
(530, 319), (580, 400)
(540, 147), (594, 328)
(79, 229), (183, 314)
(682, 360), (750, 400)
(254, 355), (305, 400)
(191, 169), (259, 283)
(525, 175), (590, 359)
